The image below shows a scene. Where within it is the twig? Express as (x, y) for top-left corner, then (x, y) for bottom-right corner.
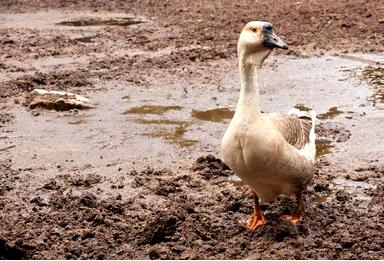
(0, 145), (16, 151)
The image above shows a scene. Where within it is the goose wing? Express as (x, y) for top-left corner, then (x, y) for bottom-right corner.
(265, 112), (314, 150)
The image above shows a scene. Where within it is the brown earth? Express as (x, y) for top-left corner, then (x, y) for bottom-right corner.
(0, 156), (383, 259)
(0, 0), (383, 260)
(1, 0), (384, 55)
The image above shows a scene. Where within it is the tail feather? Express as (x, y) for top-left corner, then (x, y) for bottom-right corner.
(309, 110), (317, 161)
(288, 107), (317, 162)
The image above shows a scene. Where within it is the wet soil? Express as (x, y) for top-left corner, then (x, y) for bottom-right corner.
(0, 1), (384, 259)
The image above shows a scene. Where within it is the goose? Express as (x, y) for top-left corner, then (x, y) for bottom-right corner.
(221, 21), (316, 229)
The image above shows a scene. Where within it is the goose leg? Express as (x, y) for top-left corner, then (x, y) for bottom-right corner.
(246, 191), (266, 230)
(280, 191), (304, 224)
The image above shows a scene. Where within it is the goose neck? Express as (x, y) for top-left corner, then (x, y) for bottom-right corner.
(237, 54), (261, 113)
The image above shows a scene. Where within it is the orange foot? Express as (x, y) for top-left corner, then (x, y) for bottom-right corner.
(246, 214), (267, 230)
(280, 214), (302, 224)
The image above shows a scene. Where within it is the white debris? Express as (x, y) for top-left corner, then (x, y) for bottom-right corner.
(25, 89), (97, 110)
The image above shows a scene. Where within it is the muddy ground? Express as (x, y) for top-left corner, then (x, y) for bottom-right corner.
(0, 0), (383, 259)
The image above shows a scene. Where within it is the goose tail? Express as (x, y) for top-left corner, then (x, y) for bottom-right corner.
(287, 108), (317, 162)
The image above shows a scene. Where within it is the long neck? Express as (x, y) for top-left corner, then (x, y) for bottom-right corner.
(236, 50), (261, 113)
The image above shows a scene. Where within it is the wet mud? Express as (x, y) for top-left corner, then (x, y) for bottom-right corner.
(0, 1), (383, 259)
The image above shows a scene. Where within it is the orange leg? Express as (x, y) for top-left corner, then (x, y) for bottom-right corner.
(246, 191), (266, 230)
(280, 191), (304, 224)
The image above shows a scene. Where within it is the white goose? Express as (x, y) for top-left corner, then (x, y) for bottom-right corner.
(221, 21), (316, 229)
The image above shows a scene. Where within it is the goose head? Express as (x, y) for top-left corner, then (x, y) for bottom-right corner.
(238, 21), (288, 68)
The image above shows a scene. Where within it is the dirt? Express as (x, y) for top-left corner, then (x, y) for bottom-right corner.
(0, 157), (382, 259)
(0, 0), (383, 259)
(1, 71), (94, 101)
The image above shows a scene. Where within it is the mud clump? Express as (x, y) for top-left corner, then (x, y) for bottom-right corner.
(70, 173), (102, 187)
(0, 112), (14, 127)
(154, 179), (182, 196)
(316, 121), (351, 142)
(192, 155), (233, 180)
(0, 238), (30, 259)
(0, 160), (19, 196)
(369, 185), (384, 206)
(79, 192), (98, 208)
(140, 211), (181, 245)
(42, 180), (61, 190)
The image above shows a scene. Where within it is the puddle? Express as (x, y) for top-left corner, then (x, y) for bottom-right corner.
(191, 108), (234, 122)
(143, 123), (198, 148)
(293, 103), (311, 112)
(316, 139), (334, 158)
(362, 66), (384, 109)
(133, 116), (197, 148)
(56, 17), (143, 27)
(123, 105), (182, 115)
(361, 66), (384, 86)
(318, 106), (343, 120)
(338, 54), (382, 66)
(347, 66), (384, 109)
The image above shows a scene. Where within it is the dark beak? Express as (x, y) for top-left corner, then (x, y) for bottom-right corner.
(263, 30), (288, 50)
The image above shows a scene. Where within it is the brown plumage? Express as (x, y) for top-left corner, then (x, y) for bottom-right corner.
(266, 113), (312, 150)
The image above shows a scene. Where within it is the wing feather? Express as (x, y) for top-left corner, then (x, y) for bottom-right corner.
(266, 112), (313, 150)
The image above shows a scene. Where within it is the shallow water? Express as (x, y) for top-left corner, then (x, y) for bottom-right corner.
(317, 106), (343, 120)
(346, 66), (384, 110)
(143, 123), (199, 148)
(191, 108), (234, 122)
(315, 139), (334, 158)
(293, 103), (311, 112)
(362, 66), (384, 110)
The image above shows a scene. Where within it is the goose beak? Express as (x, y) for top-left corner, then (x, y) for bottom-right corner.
(263, 30), (288, 50)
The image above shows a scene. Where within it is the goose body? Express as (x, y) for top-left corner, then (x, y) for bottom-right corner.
(222, 110), (315, 202)
(221, 21), (316, 228)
